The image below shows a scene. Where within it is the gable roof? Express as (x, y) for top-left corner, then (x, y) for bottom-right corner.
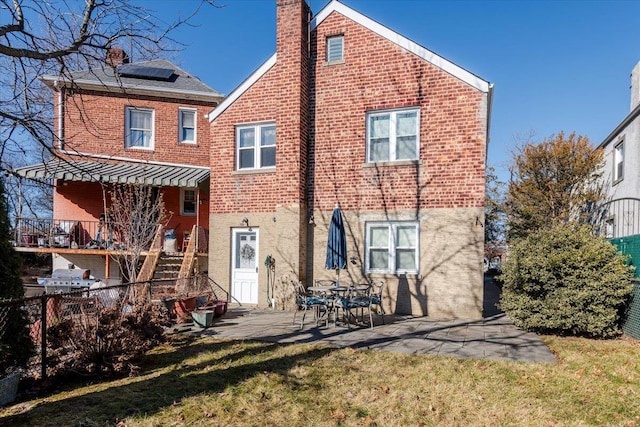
(41, 59), (224, 103)
(208, 0), (491, 122)
(598, 102), (640, 149)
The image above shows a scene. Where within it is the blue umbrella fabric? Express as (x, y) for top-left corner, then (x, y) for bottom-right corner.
(326, 205), (347, 281)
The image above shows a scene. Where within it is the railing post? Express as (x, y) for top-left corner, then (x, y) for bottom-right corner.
(40, 294), (47, 381)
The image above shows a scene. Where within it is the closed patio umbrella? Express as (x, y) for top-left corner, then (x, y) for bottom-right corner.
(326, 205), (347, 284)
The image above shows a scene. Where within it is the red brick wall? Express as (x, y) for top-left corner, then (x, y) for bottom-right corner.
(209, 0), (310, 214)
(60, 89), (214, 166)
(309, 12), (487, 212)
(210, 7), (486, 215)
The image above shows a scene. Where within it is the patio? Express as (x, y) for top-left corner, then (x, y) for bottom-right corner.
(184, 308), (555, 363)
(180, 277), (556, 364)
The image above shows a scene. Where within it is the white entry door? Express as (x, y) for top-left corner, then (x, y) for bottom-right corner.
(231, 228), (259, 304)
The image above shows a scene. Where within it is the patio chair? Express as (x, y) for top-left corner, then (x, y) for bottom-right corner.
(335, 285), (372, 329)
(292, 281), (331, 329)
(369, 281), (386, 326)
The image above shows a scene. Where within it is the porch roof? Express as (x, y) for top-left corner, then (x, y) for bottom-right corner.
(14, 159), (209, 187)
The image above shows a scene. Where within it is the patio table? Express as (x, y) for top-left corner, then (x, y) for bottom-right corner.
(309, 285), (354, 294)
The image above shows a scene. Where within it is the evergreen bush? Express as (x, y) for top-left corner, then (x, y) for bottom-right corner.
(0, 178), (35, 375)
(499, 223), (633, 338)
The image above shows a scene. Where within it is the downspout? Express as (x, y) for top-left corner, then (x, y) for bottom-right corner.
(54, 80), (63, 149)
(196, 187), (200, 252)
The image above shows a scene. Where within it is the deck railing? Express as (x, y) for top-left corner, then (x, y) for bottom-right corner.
(14, 217), (105, 249)
(14, 217), (209, 254)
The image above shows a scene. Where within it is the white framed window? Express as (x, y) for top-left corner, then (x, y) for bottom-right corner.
(236, 122), (276, 170)
(613, 140), (624, 183)
(125, 107), (154, 149)
(327, 35), (344, 62)
(179, 108), (197, 144)
(181, 188), (197, 216)
(366, 222), (419, 274)
(367, 108), (419, 163)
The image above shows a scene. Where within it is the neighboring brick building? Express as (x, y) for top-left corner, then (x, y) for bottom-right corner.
(208, 0), (492, 318)
(16, 53), (223, 280)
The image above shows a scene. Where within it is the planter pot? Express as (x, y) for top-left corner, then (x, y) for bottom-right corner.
(213, 301), (228, 318)
(0, 371), (20, 406)
(191, 309), (215, 328)
(174, 296), (198, 323)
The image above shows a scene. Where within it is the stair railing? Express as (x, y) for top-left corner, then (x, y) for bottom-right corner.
(178, 224), (198, 279)
(136, 224), (164, 283)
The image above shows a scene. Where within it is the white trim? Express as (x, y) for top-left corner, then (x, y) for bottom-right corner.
(178, 107), (197, 144)
(41, 75), (223, 103)
(57, 150), (209, 171)
(365, 221), (419, 274)
(366, 107), (420, 163)
(613, 138), (624, 183)
(56, 86), (63, 149)
(312, 1), (490, 93)
(125, 107), (154, 150)
(207, 55), (277, 122)
(207, 0), (490, 124)
(236, 122), (277, 170)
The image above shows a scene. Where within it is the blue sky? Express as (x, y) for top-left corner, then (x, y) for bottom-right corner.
(151, 0), (640, 183)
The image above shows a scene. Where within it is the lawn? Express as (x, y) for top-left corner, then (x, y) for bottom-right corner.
(1, 335), (639, 426)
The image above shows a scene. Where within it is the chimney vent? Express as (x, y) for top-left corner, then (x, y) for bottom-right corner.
(106, 47), (130, 67)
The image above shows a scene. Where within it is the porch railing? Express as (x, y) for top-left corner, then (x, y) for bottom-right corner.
(13, 217), (209, 254)
(14, 217), (104, 249)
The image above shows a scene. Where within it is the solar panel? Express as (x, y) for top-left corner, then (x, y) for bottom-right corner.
(117, 64), (175, 81)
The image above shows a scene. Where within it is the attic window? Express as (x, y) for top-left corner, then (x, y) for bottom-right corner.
(117, 64), (175, 81)
(326, 35), (344, 63)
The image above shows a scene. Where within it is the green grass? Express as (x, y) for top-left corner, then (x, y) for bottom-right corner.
(1, 335), (639, 426)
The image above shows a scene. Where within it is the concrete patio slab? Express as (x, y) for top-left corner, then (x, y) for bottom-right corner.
(179, 277), (556, 364)
(187, 308), (556, 364)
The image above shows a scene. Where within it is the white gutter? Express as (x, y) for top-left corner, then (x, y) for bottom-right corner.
(41, 75), (224, 103)
(207, 54), (277, 122)
(58, 150), (210, 171)
(54, 80), (63, 149)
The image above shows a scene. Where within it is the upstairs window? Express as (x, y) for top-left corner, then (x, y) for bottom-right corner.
(236, 123), (276, 170)
(326, 35), (344, 62)
(179, 108), (197, 144)
(367, 108), (419, 163)
(366, 222), (419, 274)
(613, 140), (624, 183)
(125, 107), (154, 149)
(181, 188), (197, 215)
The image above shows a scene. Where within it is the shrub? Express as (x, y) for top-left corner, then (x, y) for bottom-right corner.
(499, 223), (633, 338)
(46, 301), (171, 377)
(0, 178), (35, 375)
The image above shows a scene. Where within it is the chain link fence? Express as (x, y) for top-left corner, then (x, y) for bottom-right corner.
(1, 273), (231, 384)
(0, 281), (162, 381)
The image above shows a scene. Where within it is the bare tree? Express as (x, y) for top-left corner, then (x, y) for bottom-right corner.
(107, 184), (168, 283)
(0, 0), (215, 171)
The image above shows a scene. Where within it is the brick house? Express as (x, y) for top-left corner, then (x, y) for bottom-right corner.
(15, 51), (223, 281)
(208, 0), (492, 318)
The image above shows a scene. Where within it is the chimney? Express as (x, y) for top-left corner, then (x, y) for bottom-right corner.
(105, 47), (130, 67)
(276, 0), (310, 68)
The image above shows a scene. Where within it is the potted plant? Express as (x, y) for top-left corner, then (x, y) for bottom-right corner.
(0, 178), (35, 405)
(172, 276), (210, 323)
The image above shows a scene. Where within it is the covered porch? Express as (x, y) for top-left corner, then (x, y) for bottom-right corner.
(13, 157), (211, 281)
